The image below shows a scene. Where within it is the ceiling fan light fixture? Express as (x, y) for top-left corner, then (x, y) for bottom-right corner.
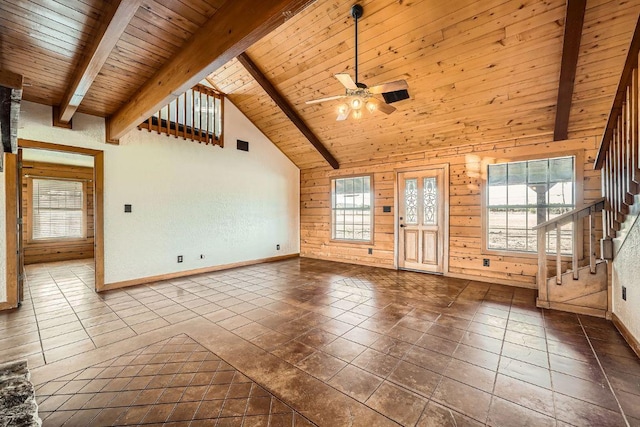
(305, 3), (410, 120)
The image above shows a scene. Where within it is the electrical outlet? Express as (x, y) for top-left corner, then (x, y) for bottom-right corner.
(368, 248), (373, 255)
(276, 244), (280, 250)
(177, 255), (183, 263)
(483, 258), (490, 267)
(622, 286), (627, 301)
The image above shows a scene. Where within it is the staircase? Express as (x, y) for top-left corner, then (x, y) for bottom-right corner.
(534, 198), (609, 318)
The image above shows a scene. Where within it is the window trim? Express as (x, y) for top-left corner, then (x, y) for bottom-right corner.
(330, 173), (375, 245)
(481, 150), (584, 259)
(27, 177), (89, 244)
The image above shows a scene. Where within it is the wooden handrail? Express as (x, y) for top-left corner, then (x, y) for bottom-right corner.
(592, 16), (640, 240)
(532, 198), (605, 232)
(595, 16), (640, 170)
(137, 84), (224, 147)
(536, 197), (604, 297)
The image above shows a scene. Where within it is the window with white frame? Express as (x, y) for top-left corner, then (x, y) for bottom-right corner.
(32, 178), (85, 240)
(331, 175), (372, 242)
(486, 156), (575, 254)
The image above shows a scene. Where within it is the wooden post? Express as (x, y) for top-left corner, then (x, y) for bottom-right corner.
(183, 92), (187, 140)
(4, 153), (19, 309)
(590, 208), (597, 274)
(537, 227), (548, 304)
(556, 224), (562, 285)
(174, 97), (179, 138)
(572, 214), (579, 280)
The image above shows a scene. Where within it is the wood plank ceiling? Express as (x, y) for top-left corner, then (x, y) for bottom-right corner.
(208, 0), (640, 170)
(0, 0), (225, 115)
(1, 0), (639, 169)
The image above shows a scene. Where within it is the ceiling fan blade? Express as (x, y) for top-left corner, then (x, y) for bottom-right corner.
(305, 95), (347, 105)
(368, 79), (409, 94)
(337, 107), (351, 121)
(369, 97), (396, 115)
(335, 73), (358, 90)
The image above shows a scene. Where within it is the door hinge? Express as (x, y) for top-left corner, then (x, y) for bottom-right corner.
(18, 161), (22, 169)
(17, 217), (23, 225)
(18, 274), (25, 282)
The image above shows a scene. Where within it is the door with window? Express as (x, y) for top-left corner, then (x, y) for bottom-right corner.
(398, 167), (447, 273)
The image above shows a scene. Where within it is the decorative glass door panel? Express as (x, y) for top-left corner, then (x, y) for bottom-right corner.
(398, 168), (446, 273)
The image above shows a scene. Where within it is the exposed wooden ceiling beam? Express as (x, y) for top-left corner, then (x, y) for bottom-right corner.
(553, 0), (586, 141)
(1, 70), (23, 171)
(237, 53), (339, 169)
(57, 0), (142, 125)
(106, 0), (316, 143)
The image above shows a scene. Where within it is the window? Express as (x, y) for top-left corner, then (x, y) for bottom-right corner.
(331, 175), (372, 242)
(32, 178), (85, 240)
(486, 156), (575, 254)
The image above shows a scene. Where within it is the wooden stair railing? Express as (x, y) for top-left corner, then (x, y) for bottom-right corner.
(595, 16), (640, 238)
(138, 84), (224, 147)
(533, 198), (606, 315)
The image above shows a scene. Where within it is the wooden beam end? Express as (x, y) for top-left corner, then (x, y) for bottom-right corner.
(0, 69), (24, 90)
(553, 129), (568, 142)
(52, 106), (73, 129)
(105, 116), (120, 145)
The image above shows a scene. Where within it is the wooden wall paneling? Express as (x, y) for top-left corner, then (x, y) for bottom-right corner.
(300, 135), (602, 287)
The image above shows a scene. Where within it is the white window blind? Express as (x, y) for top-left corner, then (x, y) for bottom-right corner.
(32, 179), (84, 240)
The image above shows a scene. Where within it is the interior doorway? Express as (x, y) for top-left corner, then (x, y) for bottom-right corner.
(397, 165), (449, 274)
(4, 140), (104, 309)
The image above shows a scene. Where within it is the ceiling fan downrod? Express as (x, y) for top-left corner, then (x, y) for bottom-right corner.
(351, 4), (363, 87)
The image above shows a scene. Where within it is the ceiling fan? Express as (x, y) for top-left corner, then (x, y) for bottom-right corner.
(305, 3), (410, 121)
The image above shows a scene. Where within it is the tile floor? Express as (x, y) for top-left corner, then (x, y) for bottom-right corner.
(0, 257), (639, 426)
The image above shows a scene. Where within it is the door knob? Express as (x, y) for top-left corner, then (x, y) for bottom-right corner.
(400, 224), (405, 228)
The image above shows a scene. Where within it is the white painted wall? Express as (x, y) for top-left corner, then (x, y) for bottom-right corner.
(612, 195), (640, 345)
(0, 99), (298, 299)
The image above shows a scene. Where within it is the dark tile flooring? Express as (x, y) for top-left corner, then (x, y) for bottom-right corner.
(36, 334), (314, 426)
(1, 257), (639, 426)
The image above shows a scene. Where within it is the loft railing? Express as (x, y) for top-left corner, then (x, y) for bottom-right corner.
(533, 198), (605, 299)
(594, 17), (640, 238)
(138, 84), (224, 147)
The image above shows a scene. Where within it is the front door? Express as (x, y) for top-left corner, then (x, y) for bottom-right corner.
(398, 167), (447, 273)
